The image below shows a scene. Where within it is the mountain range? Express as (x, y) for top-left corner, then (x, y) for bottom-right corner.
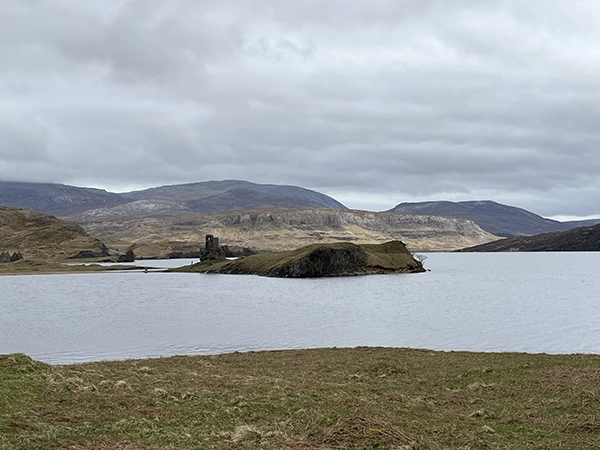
(460, 223), (600, 252)
(388, 200), (600, 237)
(0, 180), (346, 217)
(2, 180), (597, 236)
(2, 180), (600, 257)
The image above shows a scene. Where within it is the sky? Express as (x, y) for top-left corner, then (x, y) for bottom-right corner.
(2, 0), (600, 219)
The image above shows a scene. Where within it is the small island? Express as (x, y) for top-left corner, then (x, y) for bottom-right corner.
(173, 238), (425, 277)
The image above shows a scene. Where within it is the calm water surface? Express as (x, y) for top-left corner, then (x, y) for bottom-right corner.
(2, 253), (599, 364)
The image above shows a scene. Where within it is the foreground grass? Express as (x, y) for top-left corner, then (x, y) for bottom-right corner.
(2, 348), (600, 449)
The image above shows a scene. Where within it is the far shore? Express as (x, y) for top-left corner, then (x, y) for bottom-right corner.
(0, 261), (163, 276)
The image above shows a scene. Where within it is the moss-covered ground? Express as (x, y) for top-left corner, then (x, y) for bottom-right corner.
(2, 348), (600, 449)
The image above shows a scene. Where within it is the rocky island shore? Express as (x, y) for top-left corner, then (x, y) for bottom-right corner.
(173, 240), (425, 278)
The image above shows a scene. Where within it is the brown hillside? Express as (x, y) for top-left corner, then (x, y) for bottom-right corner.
(76, 207), (498, 258)
(0, 206), (108, 261)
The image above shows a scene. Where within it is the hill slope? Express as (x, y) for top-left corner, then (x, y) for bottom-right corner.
(0, 180), (347, 217)
(460, 223), (600, 252)
(0, 206), (108, 261)
(78, 208), (497, 257)
(0, 181), (125, 216)
(124, 181), (347, 211)
(388, 200), (600, 236)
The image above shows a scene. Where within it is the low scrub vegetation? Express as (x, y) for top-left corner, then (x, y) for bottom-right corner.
(2, 348), (600, 449)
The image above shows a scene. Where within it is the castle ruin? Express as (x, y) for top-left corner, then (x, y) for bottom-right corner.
(204, 234), (220, 253)
(200, 234), (224, 261)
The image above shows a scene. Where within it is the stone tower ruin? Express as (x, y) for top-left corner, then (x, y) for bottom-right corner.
(204, 234), (220, 253)
(200, 234), (224, 261)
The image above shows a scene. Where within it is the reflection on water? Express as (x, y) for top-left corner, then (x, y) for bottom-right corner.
(2, 252), (600, 364)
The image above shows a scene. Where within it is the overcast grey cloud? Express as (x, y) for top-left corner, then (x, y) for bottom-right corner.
(2, 0), (600, 218)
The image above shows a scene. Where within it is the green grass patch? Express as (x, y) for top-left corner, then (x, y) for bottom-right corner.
(2, 348), (600, 449)
(0, 259), (144, 275)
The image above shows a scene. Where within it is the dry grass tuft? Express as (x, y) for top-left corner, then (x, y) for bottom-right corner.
(231, 425), (264, 443)
(319, 415), (413, 448)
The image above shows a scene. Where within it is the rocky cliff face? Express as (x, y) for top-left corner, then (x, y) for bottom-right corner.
(193, 209), (495, 249)
(280, 245), (366, 277)
(222, 243), (371, 277)
(209, 208), (488, 233)
(79, 207), (498, 257)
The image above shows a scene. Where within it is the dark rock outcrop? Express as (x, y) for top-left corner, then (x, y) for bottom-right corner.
(69, 244), (110, 259)
(117, 249), (136, 262)
(10, 252), (23, 262)
(268, 245), (367, 278)
(0, 251), (24, 263)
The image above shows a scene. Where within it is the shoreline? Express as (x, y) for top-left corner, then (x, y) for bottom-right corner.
(14, 346), (600, 367)
(0, 269), (164, 276)
(0, 261), (171, 276)
(0, 257), (199, 276)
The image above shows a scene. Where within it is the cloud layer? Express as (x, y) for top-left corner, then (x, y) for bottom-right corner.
(2, 0), (600, 217)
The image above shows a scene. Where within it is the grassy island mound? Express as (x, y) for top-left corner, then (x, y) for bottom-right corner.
(173, 240), (425, 277)
(2, 348), (600, 449)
